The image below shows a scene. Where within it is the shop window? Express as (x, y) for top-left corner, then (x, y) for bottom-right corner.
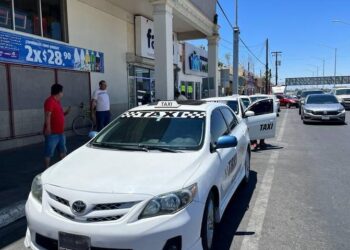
(41, 0), (64, 41)
(14, 0), (40, 35)
(0, 0), (13, 29)
(1, 0), (67, 42)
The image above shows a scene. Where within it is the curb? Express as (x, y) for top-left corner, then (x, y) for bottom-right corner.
(0, 200), (26, 228)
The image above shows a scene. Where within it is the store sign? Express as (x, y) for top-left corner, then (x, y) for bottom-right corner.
(184, 43), (208, 77)
(135, 16), (178, 63)
(0, 29), (104, 72)
(286, 76), (350, 86)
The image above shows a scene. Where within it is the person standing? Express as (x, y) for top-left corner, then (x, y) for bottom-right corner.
(91, 80), (110, 131)
(175, 90), (188, 101)
(43, 83), (70, 168)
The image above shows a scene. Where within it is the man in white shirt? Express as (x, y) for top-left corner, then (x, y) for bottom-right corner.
(91, 80), (110, 131)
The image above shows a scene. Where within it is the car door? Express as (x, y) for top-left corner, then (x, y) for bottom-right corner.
(210, 109), (237, 202)
(244, 98), (277, 140)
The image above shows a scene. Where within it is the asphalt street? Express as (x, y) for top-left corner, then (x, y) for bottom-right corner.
(1, 108), (350, 250)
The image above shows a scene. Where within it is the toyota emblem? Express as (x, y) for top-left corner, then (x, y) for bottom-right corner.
(72, 200), (86, 214)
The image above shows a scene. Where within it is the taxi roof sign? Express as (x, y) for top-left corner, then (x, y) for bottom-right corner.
(155, 101), (181, 108)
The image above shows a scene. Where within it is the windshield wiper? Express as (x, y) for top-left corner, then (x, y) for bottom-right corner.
(138, 144), (180, 153)
(91, 142), (148, 152)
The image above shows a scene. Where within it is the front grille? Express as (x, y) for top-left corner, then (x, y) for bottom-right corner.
(312, 111), (339, 115)
(94, 202), (139, 211)
(87, 215), (123, 222)
(343, 98), (350, 102)
(51, 206), (74, 220)
(36, 233), (132, 250)
(48, 192), (69, 206)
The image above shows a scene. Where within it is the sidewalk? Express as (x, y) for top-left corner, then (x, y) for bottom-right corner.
(0, 135), (89, 216)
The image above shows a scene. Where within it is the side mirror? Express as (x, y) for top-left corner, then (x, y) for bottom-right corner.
(215, 136), (238, 149)
(244, 111), (255, 118)
(88, 131), (98, 139)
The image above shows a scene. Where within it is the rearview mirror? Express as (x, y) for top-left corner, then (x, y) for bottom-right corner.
(88, 131), (98, 139)
(244, 111), (255, 117)
(215, 136), (238, 149)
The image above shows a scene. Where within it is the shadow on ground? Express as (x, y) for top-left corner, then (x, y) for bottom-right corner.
(212, 171), (257, 250)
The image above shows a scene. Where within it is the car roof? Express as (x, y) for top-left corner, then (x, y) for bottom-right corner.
(302, 89), (323, 93)
(306, 93), (333, 98)
(204, 96), (239, 101)
(129, 100), (225, 112)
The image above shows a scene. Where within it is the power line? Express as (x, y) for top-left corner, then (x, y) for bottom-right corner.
(240, 38), (265, 66)
(216, 1), (234, 30)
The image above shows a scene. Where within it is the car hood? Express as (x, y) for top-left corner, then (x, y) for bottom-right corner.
(304, 103), (343, 111)
(43, 145), (204, 196)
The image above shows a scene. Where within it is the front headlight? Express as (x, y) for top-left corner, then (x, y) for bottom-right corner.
(337, 97), (343, 102)
(139, 184), (198, 219)
(31, 174), (42, 203)
(339, 107), (345, 113)
(304, 109), (312, 113)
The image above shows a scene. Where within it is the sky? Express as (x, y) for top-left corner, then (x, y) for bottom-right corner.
(193, 0), (350, 84)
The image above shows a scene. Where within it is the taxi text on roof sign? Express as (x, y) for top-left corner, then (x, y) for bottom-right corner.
(155, 101), (180, 108)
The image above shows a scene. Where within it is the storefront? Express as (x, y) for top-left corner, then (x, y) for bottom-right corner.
(0, 0), (218, 149)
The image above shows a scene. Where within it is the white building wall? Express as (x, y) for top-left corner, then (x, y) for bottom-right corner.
(66, 0), (131, 114)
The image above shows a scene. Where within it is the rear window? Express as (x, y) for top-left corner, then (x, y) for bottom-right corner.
(301, 91), (323, 98)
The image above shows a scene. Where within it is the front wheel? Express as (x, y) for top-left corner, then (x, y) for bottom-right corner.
(201, 193), (216, 250)
(72, 116), (94, 136)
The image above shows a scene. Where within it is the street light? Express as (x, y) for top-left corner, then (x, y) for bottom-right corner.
(311, 57), (325, 77)
(307, 64), (319, 77)
(318, 43), (337, 87)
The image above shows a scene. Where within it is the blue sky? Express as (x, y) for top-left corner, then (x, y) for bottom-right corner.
(193, 0), (350, 83)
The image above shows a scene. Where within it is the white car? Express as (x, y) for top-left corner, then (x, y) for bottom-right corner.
(25, 100), (251, 250)
(330, 87), (350, 110)
(204, 96), (277, 141)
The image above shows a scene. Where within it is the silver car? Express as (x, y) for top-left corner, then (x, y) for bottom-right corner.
(301, 94), (346, 124)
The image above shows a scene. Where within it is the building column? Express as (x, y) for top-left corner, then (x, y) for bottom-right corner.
(208, 35), (219, 97)
(153, 3), (174, 101)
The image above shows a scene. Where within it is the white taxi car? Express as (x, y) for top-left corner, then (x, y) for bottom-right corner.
(25, 100), (251, 250)
(204, 96), (277, 141)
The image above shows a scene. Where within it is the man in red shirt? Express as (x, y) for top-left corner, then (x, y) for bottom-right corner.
(44, 84), (70, 168)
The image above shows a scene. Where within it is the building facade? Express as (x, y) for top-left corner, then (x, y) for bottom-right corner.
(0, 0), (218, 149)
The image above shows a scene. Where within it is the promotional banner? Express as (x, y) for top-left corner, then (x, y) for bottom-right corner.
(0, 29), (104, 72)
(184, 43), (208, 77)
(286, 76), (350, 86)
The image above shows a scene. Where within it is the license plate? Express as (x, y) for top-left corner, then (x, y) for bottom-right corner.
(59, 232), (91, 250)
(321, 116), (330, 120)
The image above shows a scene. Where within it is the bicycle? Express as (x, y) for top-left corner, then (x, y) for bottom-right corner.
(72, 102), (94, 136)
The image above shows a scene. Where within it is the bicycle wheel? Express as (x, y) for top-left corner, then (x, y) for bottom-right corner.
(72, 116), (94, 136)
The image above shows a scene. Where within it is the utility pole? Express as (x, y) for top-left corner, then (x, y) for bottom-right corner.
(232, 0), (239, 94)
(271, 51), (282, 86)
(265, 39), (269, 94)
(334, 48), (337, 87)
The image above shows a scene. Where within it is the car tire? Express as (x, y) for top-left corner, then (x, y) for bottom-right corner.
(299, 107), (301, 115)
(201, 193), (216, 250)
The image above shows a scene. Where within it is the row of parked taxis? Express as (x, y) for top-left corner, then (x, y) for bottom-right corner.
(25, 94), (278, 250)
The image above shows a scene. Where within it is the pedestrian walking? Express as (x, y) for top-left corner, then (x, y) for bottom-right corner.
(43, 83), (70, 168)
(91, 80), (110, 131)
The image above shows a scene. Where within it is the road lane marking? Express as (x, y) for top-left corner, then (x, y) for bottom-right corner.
(234, 110), (289, 250)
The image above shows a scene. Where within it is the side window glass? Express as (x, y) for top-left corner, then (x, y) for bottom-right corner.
(210, 109), (228, 144)
(220, 107), (238, 131)
(249, 99), (273, 116)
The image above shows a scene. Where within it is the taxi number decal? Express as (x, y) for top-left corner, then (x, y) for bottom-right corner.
(225, 155), (237, 177)
(121, 111), (206, 119)
(260, 123), (273, 131)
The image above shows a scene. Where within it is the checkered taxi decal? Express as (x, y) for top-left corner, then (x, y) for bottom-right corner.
(121, 111), (206, 119)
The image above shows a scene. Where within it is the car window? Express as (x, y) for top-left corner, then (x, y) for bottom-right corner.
(220, 107), (238, 131)
(336, 89), (350, 95)
(248, 99), (274, 115)
(225, 101), (239, 114)
(241, 98), (250, 108)
(211, 109), (229, 144)
(92, 111), (206, 150)
(301, 91), (323, 98)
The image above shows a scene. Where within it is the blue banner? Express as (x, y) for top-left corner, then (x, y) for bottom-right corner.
(0, 29), (104, 73)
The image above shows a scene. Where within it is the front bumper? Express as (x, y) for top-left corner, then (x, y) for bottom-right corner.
(25, 192), (204, 250)
(303, 111), (345, 122)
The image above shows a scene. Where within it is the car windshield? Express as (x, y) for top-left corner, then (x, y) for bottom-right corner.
(336, 89), (350, 95)
(91, 111), (206, 151)
(301, 91), (323, 98)
(306, 95), (338, 104)
(250, 96), (267, 103)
